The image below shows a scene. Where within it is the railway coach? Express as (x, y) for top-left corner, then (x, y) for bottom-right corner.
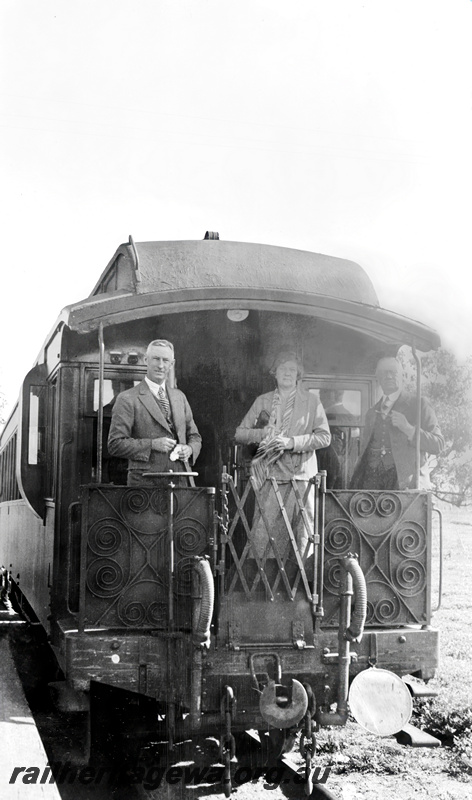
(0, 232), (442, 792)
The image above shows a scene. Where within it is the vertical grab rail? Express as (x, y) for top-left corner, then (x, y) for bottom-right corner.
(168, 480), (175, 630)
(412, 346), (422, 490)
(96, 322), (105, 484)
(311, 473), (320, 616)
(78, 489), (88, 634)
(312, 473), (323, 628)
(66, 501), (81, 615)
(431, 504), (443, 613)
(220, 468), (229, 598)
(318, 470), (327, 620)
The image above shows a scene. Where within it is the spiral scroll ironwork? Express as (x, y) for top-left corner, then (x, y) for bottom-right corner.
(175, 518), (206, 556)
(325, 518), (357, 556)
(86, 558), (125, 598)
(395, 559), (426, 597)
(83, 486), (212, 628)
(348, 491), (402, 537)
(88, 518), (126, 557)
(321, 490), (429, 628)
(323, 558), (343, 595)
(117, 579), (167, 627)
(395, 522), (426, 558)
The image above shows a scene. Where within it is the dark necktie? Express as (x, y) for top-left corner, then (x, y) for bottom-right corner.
(158, 386), (171, 420)
(380, 395), (392, 418)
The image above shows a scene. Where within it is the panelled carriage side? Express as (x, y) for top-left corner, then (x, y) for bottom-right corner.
(0, 234), (442, 783)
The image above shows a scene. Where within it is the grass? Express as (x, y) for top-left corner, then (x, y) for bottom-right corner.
(410, 504), (472, 775)
(314, 503), (472, 791)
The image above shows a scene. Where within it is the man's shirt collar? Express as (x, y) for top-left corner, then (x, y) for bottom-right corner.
(145, 376), (166, 396)
(384, 388), (401, 404)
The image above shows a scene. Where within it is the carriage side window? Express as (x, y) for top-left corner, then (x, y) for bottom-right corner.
(0, 434), (21, 502)
(28, 385), (47, 466)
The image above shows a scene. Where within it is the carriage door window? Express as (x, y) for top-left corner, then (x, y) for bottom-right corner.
(302, 379), (368, 489)
(85, 372), (143, 484)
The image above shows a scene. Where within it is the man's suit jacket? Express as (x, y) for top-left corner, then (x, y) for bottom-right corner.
(351, 391), (444, 490)
(107, 380), (202, 476)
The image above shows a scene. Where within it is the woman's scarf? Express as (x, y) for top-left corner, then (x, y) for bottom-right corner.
(250, 387), (297, 490)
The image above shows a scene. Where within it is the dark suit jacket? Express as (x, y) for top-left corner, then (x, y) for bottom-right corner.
(107, 380), (202, 476)
(351, 390), (444, 490)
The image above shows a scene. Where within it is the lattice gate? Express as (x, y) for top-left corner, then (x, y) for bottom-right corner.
(221, 475), (432, 631)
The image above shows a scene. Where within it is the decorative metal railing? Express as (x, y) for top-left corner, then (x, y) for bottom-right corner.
(77, 485), (215, 631)
(222, 475), (431, 629)
(76, 479), (431, 634)
(323, 490), (431, 627)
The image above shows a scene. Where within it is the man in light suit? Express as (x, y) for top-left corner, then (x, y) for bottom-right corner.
(108, 339), (202, 486)
(350, 356), (444, 491)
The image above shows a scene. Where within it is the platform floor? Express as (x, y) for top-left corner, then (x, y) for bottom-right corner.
(0, 603), (61, 799)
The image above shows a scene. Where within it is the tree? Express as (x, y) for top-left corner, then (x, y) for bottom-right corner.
(399, 348), (472, 505)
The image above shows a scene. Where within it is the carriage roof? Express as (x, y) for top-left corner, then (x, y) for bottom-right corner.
(61, 238), (439, 351)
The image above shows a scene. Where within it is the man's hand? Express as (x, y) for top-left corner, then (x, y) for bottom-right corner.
(151, 437), (177, 453)
(390, 411), (415, 439)
(176, 444), (193, 461)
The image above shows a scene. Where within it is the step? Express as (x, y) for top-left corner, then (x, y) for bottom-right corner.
(394, 722), (441, 747)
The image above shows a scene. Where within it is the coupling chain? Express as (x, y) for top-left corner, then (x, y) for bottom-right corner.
(220, 686), (236, 797)
(219, 476), (230, 539)
(299, 690), (316, 796)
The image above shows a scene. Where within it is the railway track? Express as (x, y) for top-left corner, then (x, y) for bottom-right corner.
(3, 602), (335, 799)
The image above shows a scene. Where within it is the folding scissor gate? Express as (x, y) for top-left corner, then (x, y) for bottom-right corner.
(217, 474), (322, 647)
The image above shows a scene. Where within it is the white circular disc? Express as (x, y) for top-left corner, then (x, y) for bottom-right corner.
(348, 668), (412, 736)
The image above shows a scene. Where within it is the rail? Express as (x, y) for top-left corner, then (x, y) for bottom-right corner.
(431, 503), (443, 613)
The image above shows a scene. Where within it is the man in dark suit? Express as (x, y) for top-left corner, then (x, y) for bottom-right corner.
(350, 356), (444, 490)
(108, 339), (202, 485)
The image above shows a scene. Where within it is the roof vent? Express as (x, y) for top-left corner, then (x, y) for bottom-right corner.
(204, 231), (219, 240)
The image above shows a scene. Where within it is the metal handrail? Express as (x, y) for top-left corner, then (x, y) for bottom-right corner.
(142, 471), (199, 477)
(66, 501), (81, 614)
(431, 504), (443, 612)
(96, 322), (105, 484)
(412, 346), (422, 490)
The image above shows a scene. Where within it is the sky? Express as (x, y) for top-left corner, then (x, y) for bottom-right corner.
(1, 0), (471, 420)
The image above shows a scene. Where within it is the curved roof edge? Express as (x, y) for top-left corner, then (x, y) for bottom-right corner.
(90, 238), (381, 308)
(64, 285), (440, 352)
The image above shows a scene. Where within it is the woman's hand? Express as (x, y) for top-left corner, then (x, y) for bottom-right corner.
(272, 435), (294, 450)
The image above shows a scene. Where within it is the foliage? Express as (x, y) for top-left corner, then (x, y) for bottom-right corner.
(413, 700), (472, 747)
(0, 389), (5, 426)
(399, 348), (472, 505)
(412, 700), (472, 776)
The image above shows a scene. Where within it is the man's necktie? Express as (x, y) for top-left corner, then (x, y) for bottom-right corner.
(381, 395), (392, 417)
(158, 386), (171, 420)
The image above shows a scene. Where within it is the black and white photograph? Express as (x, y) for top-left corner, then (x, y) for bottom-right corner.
(0, 2), (471, 799)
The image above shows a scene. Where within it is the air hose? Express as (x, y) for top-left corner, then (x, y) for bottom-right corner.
(343, 555), (367, 643)
(192, 556), (214, 647)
